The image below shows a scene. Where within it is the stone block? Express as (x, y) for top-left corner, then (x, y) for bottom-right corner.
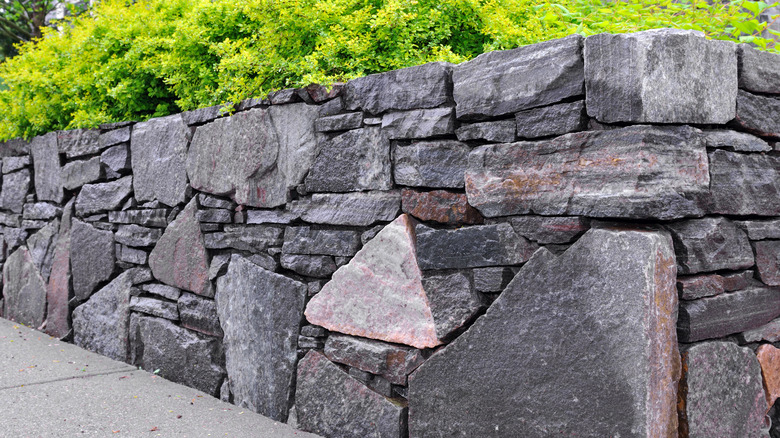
(304, 126), (392, 192)
(739, 44), (780, 94)
(203, 224), (283, 252)
(515, 100), (587, 139)
(140, 283), (181, 301)
(282, 226), (361, 257)
(100, 144), (130, 173)
(22, 202), (61, 221)
(393, 140), (469, 189)
(473, 267), (515, 293)
(314, 112), (363, 132)
(280, 254), (337, 278)
(296, 351), (407, 438)
(455, 120), (516, 143)
(197, 193), (235, 210)
(585, 29), (736, 124)
(0, 138), (29, 157)
(740, 317), (780, 343)
(116, 245), (147, 265)
(0, 169), (30, 214)
(415, 222), (537, 270)
(26, 219), (59, 283)
(62, 157), (102, 190)
(408, 228), (680, 436)
(755, 240), (780, 286)
(76, 176), (133, 216)
(57, 129), (101, 158)
(421, 272), (485, 339)
(129, 296), (178, 320)
(381, 107), (454, 140)
(71, 219), (115, 302)
(3, 156), (30, 173)
(344, 61), (451, 114)
(131, 114), (190, 207)
(196, 209), (232, 223)
(107, 209), (168, 228)
(678, 287), (780, 342)
(454, 35), (583, 120)
(301, 191), (401, 226)
(666, 217), (754, 275)
(44, 199), (73, 339)
(502, 215), (590, 244)
(178, 292), (223, 337)
(678, 342), (766, 437)
(181, 105), (223, 126)
(708, 149), (780, 216)
(30, 132), (63, 203)
(400, 189), (483, 225)
(678, 271), (756, 301)
(115, 224), (162, 247)
(733, 90), (780, 137)
(97, 126), (130, 148)
(703, 129), (771, 152)
(2, 247), (47, 328)
(736, 219), (780, 240)
(758, 344), (780, 411)
(465, 125), (708, 219)
(215, 254), (307, 421)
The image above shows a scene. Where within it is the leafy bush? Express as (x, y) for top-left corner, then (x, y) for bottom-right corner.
(0, 0), (777, 140)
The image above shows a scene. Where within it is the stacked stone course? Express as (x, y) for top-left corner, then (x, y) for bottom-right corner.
(4, 27), (780, 436)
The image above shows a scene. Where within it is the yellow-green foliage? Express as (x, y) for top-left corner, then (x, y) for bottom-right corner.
(0, 0), (777, 140)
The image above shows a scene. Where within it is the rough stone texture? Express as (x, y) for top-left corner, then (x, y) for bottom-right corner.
(116, 244), (147, 265)
(666, 217), (754, 275)
(307, 214), (446, 349)
(0, 213), (20, 227)
(678, 271), (755, 301)
(76, 176), (133, 216)
(216, 254), (306, 421)
(203, 225), (283, 252)
(401, 189), (483, 225)
(2, 247), (47, 328)
(100, 144), (130, 174)
(129, 296), (178, 320)
(0, 169), (30, 214)
(737, 219), (780, 240)
(71, 219), (115, 302)
(703, 129), (771, 152)
(197, 194), (235, 210)
(115, 224), (162, 247)
(473, 267), (516, 293)
(296, 351), (407, 438)
(57, 129), (101, 158)
(130, 114), (190, 207)
(178, 292), (223, 337)
(409, 228), (680, 437)
(733, 90), (780, 137)
(739, 44), (780, 94)
(301, 191), (401, 226)
(323, 334), (425, 385)
(108, 209), (168, 228)
(45, 200), (73, 339)
(758, 344), (780, 411)
(181, 105), (223, 126)
(381, 107), (455, 140)
(455, 120), (516, 143)
(4, 226), (28, 252)
(0, 138), (30, 157)
(140, 283), (181, 301)
(280, 254), (337, 278)
(421, 272), (485, 339)
(314, 113), (363, 132)
(416, 222), (537, 270)
(502, 215), (590, 245)
(755, 240), (780, 286)
(393, 140), (469, 189)
(708, 149), (780, 216)
(344, 61), (451, 114)
(30, 132), (63, 203)
(3, 156), (30, 173)
(98, 126), (130, 148)
(132, 315), (225, 396)
(465, 126), (708, 219)
(678, 342), (766, 437)
(196, 209), (232, 223)
(678, 287), (780, 342)
(187, 104), (320, 208)
(304, 126), (392, 192)
(22, 202), (61, 221)
(26, 218), (59, 283)
(515, 100), (587, 139)
(148, 198), (212, 297)
(282, 227), (360, 257)
(585, 29), (737, 124)
(454, 35), (583, 120)
(740, 317), (780, 343)
(62, 157), (102, 190)
(72, 268), (147, 362)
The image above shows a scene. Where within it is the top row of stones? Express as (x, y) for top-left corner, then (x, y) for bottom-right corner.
(347, 28), (772, 125)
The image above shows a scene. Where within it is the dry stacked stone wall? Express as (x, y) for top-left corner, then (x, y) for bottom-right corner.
(3, 28), (780, 436)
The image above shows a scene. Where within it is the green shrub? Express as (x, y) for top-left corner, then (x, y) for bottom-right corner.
(0, 0), (777, 140)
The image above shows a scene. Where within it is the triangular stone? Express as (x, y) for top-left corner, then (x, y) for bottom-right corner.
(305, 214), (441, 349)
(149, 198), (212, 297)
(46, 199), (74, 339)
(2, 246), (47, 328)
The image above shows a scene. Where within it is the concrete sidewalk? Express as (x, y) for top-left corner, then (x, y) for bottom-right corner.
(0, 317), (322, 437)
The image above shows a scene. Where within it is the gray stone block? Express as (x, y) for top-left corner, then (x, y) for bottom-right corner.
(515, 100), (587, 139)
(739, 43), (780, 94)
(585, 29), (736, 124)
(455, 120), (516, 143)
(57, 129), (102, 158)
(473, 267), (515, 293)
(30, 132), (63, 203)
(421, 272), (485, 339)
(282, 226), (360, 257)
(178, 292), (223, 337)
(26, 219), (59, 283)
(2, 246), (47, 328)
(381, 107), (454, 140)
(76, 176), (133, 216)
(393, 140), (468, 189)
(97, 126), (130, 148)
(100, 144), (130, 173)
(0, 169), (30, 213)
(3, 156), (30, 174)
(736, 219), (780, 240)
(755, 240), (780, 286)
(130, 296), (179, 320)
(140, 283), (181, 301)
(203, 224), (283, 252)
(666, 217), (754, 275)
(454, 35), (583, 120)
(116, 244), (147, 265)
(131, 114), (190, 207)
(301, 192), (401, 226)
(703, 129), (771, 152)
(22, 202), (61, 221)
(108, 209), (168, 228)
(246, 209), (300, 225)
(62, 156), (102, 190)
(501, 215), (590, 244)
(733, 89), (780, 137)
(181, 105), (223, 126)
(196, 209), (232, 224)
(314, 112), (363, 132)
(71, 219), (115, 302)
(708, 149), (780, 216)
(280, 254), (337, 278)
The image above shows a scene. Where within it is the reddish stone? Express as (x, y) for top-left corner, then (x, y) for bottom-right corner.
(45, 200), (74, 339)
(678, 274), (725, 300)
(149, 198), (212, 297)
(755, 240), (780, 286)
(757, 344), (780, 412)
(401, 189), (483, 225)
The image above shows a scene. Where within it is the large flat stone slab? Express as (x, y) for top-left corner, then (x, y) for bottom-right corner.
(188, 104), (319, 208)
(679, 342), (766, 437)
(296, 351), (407, 438)
(215, 254), (306, 422)
(465, 125), (708, 219)
(149, 198), (212, 297)
(301, 191), (401, 226)
(453, 35), (583, 120)
(408, 228), (680, 437)
(70, 219), (115, 302)
(130, 114), (190, 207)
(2, 246), (47, 328)
(585, 29), (736, 124)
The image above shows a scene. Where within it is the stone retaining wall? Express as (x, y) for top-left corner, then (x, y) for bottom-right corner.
(2, 28), (780, 437)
